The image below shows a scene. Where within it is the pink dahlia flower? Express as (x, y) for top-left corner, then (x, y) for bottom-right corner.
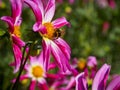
(15, 52), (63, 90)
(0, 0), (25, 73)
(24, 0), (71, 74)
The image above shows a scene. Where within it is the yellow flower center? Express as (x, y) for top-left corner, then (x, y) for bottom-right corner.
(13, 26), (21, 38)
(77, 58), (86, 70)
(32, 66), (44, 78)
(41, 22), (61, 40)
(49, 87), (54, 90)
(42, 22), (55, 39)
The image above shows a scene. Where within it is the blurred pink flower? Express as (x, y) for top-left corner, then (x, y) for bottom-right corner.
(102, 21), (110, 34)
(87, 56), (97, 67)
(75, 64), (120, 90)
(96, 0), (116, 9)
(0, 0), (25, 73)
(24, 0), (71, 74)
(84, 56), (97, 79)
(71, 56), (97, 79)
(68, 0), (75, 4)
(108, 0), (116, 9)
(96, 0), (108, 8)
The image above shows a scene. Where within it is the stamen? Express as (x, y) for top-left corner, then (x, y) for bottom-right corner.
(13, 26), (21, 38)
(32, 66), (44, 78)
(77, 59), (86, 70)
(42, 22), (55, 39)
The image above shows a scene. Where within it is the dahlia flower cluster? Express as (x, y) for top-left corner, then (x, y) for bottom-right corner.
(0, 0), (120, 90)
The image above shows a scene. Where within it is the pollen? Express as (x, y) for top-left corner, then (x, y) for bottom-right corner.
(42, 22), (55, 39)
(32, 66), (44, 78)
(13, 26), (21, 38)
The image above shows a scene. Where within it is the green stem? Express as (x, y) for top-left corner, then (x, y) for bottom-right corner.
(11, 42), (32, 90)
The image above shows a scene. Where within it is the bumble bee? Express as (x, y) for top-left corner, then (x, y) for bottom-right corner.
(53, 29), (64, 39)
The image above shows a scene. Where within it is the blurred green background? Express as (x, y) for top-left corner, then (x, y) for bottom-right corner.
(0, 0), (120, 89)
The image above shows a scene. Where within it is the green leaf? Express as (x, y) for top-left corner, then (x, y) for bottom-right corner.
(0, 30), (6, 36)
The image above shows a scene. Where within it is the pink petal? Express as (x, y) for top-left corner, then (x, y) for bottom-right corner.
(44, 0), (55, 22)
(50, 81), (62, 90)
(106, 76), (120, 90)
(48, 62), (56, 70)
(12, 35), (25, 47)
(0, 16), (14, 32)
(42, 39), (51, 71)
(33, 22), (41, 32)
(10, 0), (22, 26)
(66, 77), (75, 90)
(90, 68), (97, 79)
(30, 51), (44, 66)
(33, 0), (44, 18)
(12, 43), (22, 73)
(10, 0), (22, 20)
(50, 40), (71, 74)
(38, 78), (46, 84)
(54, 38), (71, 60)
(52, 17), (70, 28)
(71, 69), (79, 76)
(14, 17), (22, 26)
(75, 72), (88, 90)
(46, 73), (61, 79)
(87, 56), (97, 68)
(24, 0), (42, 22)
(41, 0), (48, 8)
(38, 82), (49, 90)
(37, 51), (44, 65)
(19, 74), (28, 81)
(24, 63), (30, 71)
(29, 80), (36, 90)
(33, 22), (47, 34)
(92, 64), (111, 90)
